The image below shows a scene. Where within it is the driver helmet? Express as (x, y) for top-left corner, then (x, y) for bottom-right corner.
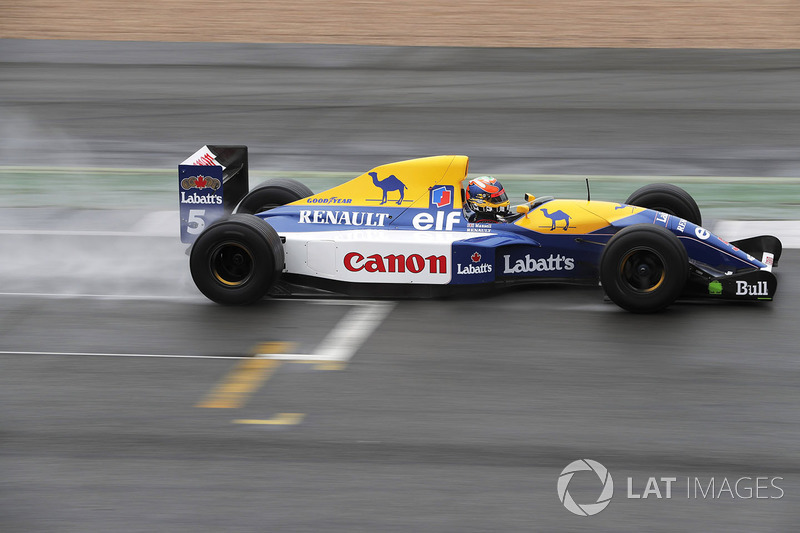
(466, 176), (510, 215)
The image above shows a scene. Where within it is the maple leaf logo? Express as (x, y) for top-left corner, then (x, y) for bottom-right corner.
(195, 175), (208, 188)
(471, 252), (481, 263)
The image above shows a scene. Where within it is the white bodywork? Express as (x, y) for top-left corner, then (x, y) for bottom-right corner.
(281, 230), (487, 284)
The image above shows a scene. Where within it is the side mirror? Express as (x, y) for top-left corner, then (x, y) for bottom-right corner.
(516, 204), (530, 214)
(524, 193), (535, 202)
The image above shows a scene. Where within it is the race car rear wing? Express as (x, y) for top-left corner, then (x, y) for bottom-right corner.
(178, 145), (249, 243)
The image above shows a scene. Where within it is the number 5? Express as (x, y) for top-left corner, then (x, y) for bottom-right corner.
(187, 209), (206, 234)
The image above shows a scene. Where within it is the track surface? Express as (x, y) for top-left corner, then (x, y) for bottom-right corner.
(2, 41), (800, 176)
(2, 261), (799, 532)
(1, 41), (800, 531)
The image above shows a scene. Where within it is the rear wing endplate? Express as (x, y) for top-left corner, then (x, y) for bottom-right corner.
(178, 145), (249, 243)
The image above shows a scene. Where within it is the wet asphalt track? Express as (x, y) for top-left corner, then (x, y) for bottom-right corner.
(2, 40), (800, 531)
(1, 255), (799, 532)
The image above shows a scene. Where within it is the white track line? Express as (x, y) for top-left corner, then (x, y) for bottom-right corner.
(0, 292), (394, 304)
(0, 292), (204, 302)
(0, 229), (173, 237)
(0, 350), (251, 360)
(0, 300), (396, 361)
(257, 301), (395, 363)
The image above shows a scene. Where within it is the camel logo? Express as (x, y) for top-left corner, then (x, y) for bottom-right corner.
(541, 208), (571, 231)
(557, 459), (614, 517)
(181, 175), (221, 191)
(369, 172), (408, 205)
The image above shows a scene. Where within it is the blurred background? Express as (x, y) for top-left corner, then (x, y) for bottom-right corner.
(1, 2), (799, 532)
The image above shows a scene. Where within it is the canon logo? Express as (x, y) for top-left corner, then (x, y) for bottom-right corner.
(343, 252), (447, 274)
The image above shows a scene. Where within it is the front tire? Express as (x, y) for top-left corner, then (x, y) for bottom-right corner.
(236, 178), (313, 214)
(600, 224), (688, 313)
(625, 183), (702, 226)
(190, 214), (284, 305)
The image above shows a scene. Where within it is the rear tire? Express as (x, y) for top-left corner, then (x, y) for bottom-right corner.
(190, 214), (284, 305)
(236, 178), (313, 214)
(625, 183), (702, 226)
(600, 224), (688, 313)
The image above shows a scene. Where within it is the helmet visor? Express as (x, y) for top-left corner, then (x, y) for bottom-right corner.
(471, 190), (508, 205)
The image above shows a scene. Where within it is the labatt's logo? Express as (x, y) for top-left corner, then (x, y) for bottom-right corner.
(180, 175), (222, 205)
(503, 253), (574, 273)
(299, 210), (390, 227)
(736, 280), (769, 296)
(457, 251), (492, 275)
(344, 252), (446, 274)
(181, 192), (222, 205)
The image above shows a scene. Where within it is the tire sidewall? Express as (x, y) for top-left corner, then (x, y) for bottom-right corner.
(625, 184), (702, 226)
(600, 225), (688, 312)
(190, 220), (277, 305)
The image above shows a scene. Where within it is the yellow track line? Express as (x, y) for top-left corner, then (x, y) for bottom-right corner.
(233, 413), (306, 426)
(195, 342), (291, 409)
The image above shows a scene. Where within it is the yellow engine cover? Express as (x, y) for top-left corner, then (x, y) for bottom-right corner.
(292, 155), (468, 209)
(515, 200), (644, 235)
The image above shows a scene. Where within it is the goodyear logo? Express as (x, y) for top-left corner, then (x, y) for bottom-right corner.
(306, 197), (353, 205)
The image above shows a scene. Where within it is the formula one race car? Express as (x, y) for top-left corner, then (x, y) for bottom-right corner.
(178, 146), (782, 312)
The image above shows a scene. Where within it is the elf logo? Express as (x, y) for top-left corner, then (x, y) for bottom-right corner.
(412, 211), (462, 231)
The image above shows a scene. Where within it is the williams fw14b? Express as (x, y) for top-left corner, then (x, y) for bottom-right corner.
(178, 146), (781, 312)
